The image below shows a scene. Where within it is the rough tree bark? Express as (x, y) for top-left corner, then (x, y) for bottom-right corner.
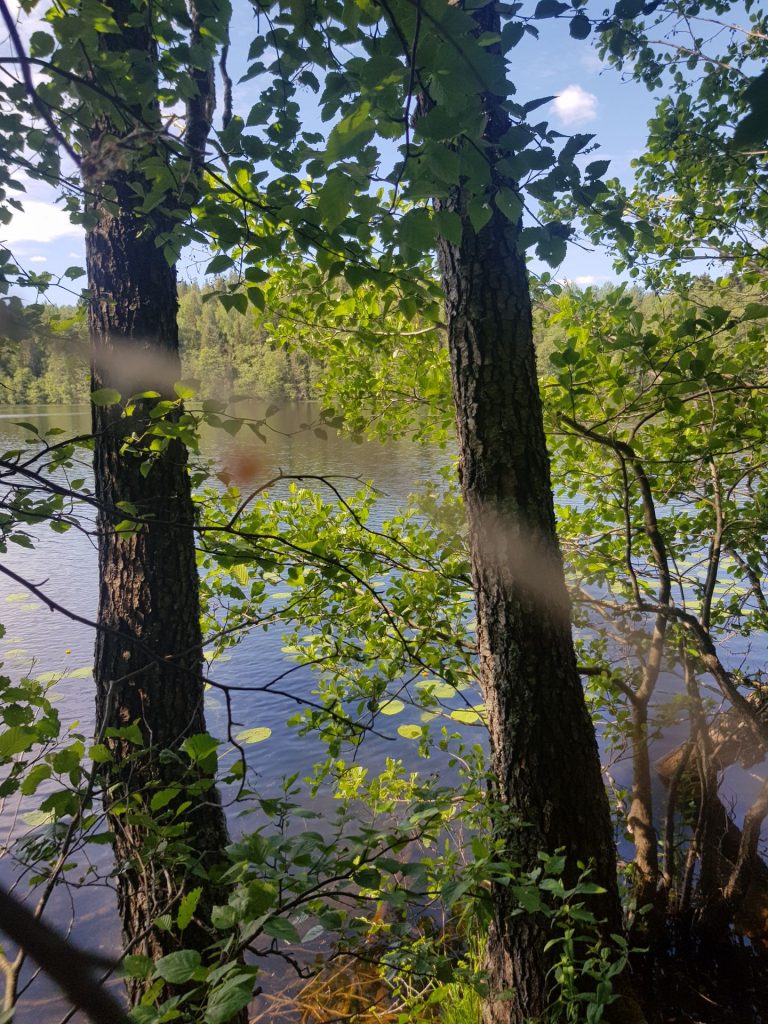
(84, 0), (237, 1009)
(428, 8), (626, 1023)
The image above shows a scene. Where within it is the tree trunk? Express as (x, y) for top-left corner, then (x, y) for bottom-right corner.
(84, 1), (236, 1010)
(88, 200), (232, 992)
(430, 11), (623, 1024)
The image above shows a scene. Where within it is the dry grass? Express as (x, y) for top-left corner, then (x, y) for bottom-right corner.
(250, 952), (401, 1024)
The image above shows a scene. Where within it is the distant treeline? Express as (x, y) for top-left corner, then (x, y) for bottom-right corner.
(0, 277), (735, 405)
(0, 281), (320, 405)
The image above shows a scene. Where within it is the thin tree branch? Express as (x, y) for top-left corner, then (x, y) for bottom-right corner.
(0, 2), (81, 168)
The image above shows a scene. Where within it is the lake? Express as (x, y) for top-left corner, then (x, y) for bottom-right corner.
(0, 401), (465, 1019)
(0, 401), (764, 1020)
(0, 401), (451, 774)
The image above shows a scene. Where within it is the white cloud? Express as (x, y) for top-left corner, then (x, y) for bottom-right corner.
(0, 201), (81, 245)
(29, 255), (47, 263)
(561, 275), (608, 287)
(552, 85), (598, 126)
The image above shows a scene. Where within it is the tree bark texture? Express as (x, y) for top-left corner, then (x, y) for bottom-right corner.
(84, 0), (235, 1008)
(431, 10), (623, 1024)
(88, 198), (232, 985)
(437, 204), (622, 1024)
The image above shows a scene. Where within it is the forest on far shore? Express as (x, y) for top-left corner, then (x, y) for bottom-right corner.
(0, 280), (320, 404)
(0, 277), (743, 406)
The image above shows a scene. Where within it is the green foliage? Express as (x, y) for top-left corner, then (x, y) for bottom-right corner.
(554, 1), (768, 287)
(197, 476), (475, 762)
(544, 280), (767, 639)
(254, 267), (453, 445)
(1, 0), (766, 1021)
(177, 282), (320, 402)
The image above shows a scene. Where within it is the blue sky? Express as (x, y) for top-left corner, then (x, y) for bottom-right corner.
(2, 2), (658, 298)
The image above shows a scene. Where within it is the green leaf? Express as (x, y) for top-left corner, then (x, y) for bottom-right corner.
(0, 726), (37, 758)
(477, 32), (502, 46)
(150, 786), (179, 812)
(105, 722), (143, 745)
(614, 0), (646, 17)
(263, 917), (300, 943)
(221, 417), (243, 436)
(177, 887), (203, 931)
(154, 949), (201, 984)
(334, 296), (356, 317)
(244, 880), (277, 916)
(417, 105), (463, 143)
(319, 170), (356, 229)
(576, 882), (607, 894)
(734, 104), (768, 149)
(433, 210), (463, 246)
(91, 388), (122, 407)
(205, 982), (254, 1024)
(512, 884), (542, 912)
(212, 904), (237, 930)
(206, 254), (235, 275)
(495, 188), (523, 225)
(397, 724), (421, 739)
(182, 733), (220, 765)
(586, 159), (610, 179)
(398, 208), (435, 254)
(23, 809), (54, 827)
(468, 197), (493, 233)
(219, 292), (248, 315)
(234, 727), (272, 744)
(522, 95), (555, 114)
(37, 787), (77, 821)
(326, 101), (373, 162)
(124, 954), (153, 979)
(569, 13), (591, 39)
(89, 743), (113, 764)
(534, 1), (569, 18)
(30, 31), (55, 57)
(20, 763), (52, 795)
(114, 519), (141, 535)
(742, 303), (768, 320)
(232, 563), (249, 586)
(537, 233), (567, 268)
(354, 867), (381, 888)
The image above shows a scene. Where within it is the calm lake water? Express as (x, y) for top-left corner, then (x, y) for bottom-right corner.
(0, 401), (462, 1018)
(0, 402), (451, 800)
(0, 402), (764, 1020)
